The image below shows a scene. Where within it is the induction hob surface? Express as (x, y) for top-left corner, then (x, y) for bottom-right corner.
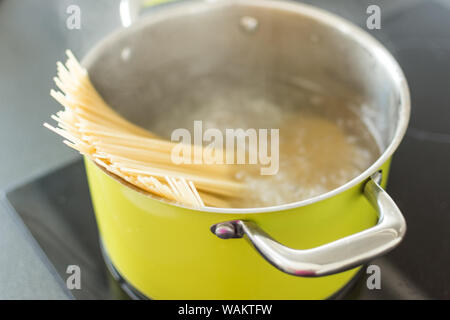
(0, 160), (430, 299)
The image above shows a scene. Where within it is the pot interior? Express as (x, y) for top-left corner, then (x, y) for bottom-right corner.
(83, 0), (408, 208)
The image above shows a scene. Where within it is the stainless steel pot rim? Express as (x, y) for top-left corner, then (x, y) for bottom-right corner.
(82, 0), (411, 214)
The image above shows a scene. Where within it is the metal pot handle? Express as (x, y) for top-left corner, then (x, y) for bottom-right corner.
(119, 0), (181, 27)
(210, 172), (406, 277)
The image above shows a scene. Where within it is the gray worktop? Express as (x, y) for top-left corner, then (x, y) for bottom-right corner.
(0, 0), (120, 299)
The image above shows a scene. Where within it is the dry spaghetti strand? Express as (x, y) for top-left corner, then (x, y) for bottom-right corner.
(44, 50), (244, 208)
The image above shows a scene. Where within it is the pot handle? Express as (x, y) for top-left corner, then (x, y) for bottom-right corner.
(210, 172), (406, 277)
(119, 0), (181, 27)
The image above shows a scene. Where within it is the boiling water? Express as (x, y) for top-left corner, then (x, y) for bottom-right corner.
(233, 112), (379, 207)
(149, 75), (381, 208)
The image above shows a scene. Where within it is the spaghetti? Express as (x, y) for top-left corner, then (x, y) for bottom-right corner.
(44, 50), (243, 208)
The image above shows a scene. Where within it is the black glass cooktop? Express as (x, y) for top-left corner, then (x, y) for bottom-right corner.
(0, 159), (431, 300)
(2, 0), (450, 299)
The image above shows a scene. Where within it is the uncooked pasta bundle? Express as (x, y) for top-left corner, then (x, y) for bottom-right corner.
(44, 50), (243, 208)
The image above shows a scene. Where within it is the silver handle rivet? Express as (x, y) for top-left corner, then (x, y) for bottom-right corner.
(214, 222), (237, 239)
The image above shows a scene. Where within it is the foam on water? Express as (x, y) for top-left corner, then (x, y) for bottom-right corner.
(148, 75), (380, 208)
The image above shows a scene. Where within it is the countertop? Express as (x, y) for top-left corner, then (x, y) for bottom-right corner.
(0, 0), (120, 299)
